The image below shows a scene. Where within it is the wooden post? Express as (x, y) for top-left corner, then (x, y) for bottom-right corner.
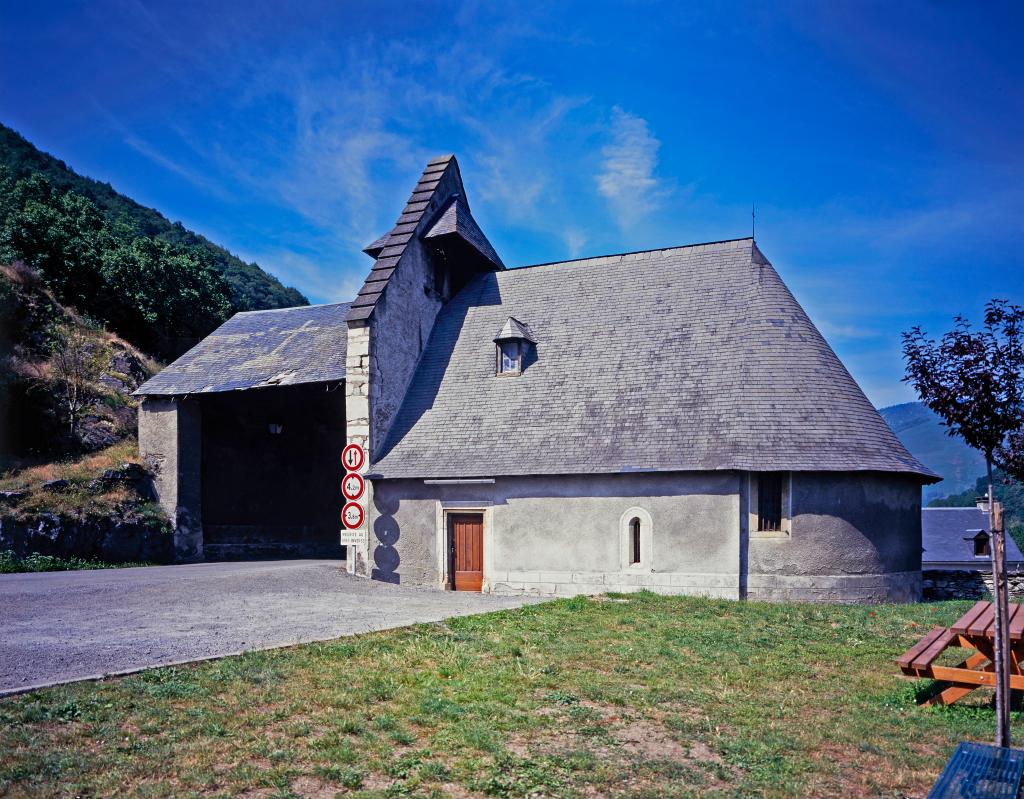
(989, 468), (1011, 745)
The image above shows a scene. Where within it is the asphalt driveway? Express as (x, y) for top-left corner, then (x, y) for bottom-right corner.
(0, 560), (542, 695)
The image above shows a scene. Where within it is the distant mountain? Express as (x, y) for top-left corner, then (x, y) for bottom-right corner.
(878, 402), (987, 502)
(0, 123), (306, 314)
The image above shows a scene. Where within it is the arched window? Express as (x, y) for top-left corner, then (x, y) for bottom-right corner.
(620, 507), (652, 571)
(629, 517), (641, 564)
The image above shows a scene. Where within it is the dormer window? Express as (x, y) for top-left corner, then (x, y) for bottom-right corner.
(498, 340), (522, 375)
(972, 531), (991, 558)
(494, 317), (537, 377)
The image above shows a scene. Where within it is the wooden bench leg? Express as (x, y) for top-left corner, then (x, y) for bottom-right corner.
(924, 684), (977, 707)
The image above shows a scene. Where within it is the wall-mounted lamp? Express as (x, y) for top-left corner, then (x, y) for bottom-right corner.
(268, 423), (284, 435)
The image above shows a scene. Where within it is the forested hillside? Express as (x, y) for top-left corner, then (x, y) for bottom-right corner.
(878, 402), (987, 502)
(878, 401), (1023, 542)
(0, 123), (306, 357)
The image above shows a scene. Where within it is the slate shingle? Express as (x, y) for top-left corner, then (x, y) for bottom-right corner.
(135, 302), (350, 396)
(922, 507), (1024, 566)
(423, 199), (505, 269)
(373, 239), (938, 481)
(346, 155), (458, 324)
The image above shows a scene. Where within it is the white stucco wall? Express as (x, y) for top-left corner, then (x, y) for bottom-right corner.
(370, 470), (923, 603)
(370, 471), (743, 598)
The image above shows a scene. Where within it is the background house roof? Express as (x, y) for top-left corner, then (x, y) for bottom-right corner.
(135, 302), (350, 396)
(922, 507), (1024, 566)
(373, 238), (938, 480)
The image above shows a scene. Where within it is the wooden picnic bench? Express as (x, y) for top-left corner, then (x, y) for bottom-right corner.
(898, 601), (1024, 706)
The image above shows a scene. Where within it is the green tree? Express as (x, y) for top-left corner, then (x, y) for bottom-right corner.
(903, 299), (1024, 746)
(100, 238), (232, 350)
(0, 174), (109, 308)
(0, 123), (306, 311)
(48, 323), (109, 441)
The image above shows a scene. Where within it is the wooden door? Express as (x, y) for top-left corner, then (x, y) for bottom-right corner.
(450, 513), (483, 592)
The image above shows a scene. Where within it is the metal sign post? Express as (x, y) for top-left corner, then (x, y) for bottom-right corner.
(340, 444), (368, 559)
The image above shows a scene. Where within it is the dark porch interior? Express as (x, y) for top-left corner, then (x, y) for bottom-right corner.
(200, 383), (345, 560)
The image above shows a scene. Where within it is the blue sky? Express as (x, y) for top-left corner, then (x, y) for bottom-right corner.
(3, 1), (1022, 407)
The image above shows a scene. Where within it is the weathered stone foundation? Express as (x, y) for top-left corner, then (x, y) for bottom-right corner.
(746, 571), (921, 604)
(489, 569), (738, 599)
(922, 569), (1024, 601)
(0, 513), (173, 564)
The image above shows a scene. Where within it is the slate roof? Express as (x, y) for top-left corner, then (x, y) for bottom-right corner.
(423, 199), (505, 269)
(135, 302), (350, 396)
(922, 507), (1024, 567)
(494, 317), (537, 343)
(373, 238), (939, 480)
(347, 155), (461, 324)
(363, 232), (390, 258)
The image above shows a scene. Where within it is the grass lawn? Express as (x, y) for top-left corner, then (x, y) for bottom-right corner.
(0, 593), (1018, 798)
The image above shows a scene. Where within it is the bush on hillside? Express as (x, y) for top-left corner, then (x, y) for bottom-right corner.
(0, 264), (158, 465)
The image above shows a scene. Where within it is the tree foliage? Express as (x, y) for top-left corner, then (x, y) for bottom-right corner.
(48, 323), (109, 439)
(998, 430), (1024, 485)
(0, 167), (233, 357)
(902, 300), (1024, 467)
(903, 300), (1024, 747)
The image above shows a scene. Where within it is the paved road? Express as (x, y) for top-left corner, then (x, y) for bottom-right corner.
(0, 560), (542, 695)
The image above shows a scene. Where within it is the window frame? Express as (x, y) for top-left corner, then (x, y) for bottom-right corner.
(748, 472), (792, 539)
(620, 507), (653, 571)
(629, 517), (641, 565)
(495, 339), (523, 376)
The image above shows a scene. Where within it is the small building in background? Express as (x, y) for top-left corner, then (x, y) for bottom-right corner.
(921, 503), (1024, 600)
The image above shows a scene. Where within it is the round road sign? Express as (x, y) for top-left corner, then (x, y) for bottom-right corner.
(341, 443), (365, 472)
(341, 472), (365, 501)
(341, 502), (364, 530)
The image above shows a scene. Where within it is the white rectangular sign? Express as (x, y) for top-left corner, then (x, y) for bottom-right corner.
(339, 529), (368, 547)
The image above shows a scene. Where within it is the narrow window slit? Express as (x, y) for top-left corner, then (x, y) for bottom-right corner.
(757, 473), (784, 533)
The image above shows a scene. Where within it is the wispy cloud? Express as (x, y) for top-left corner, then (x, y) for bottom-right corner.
(596, 106), (667, 229)
(816, 320), (882, 342)
(81, 7), (614, 292)
(563, 228), (587, 258)
(121, 133), (236, 202)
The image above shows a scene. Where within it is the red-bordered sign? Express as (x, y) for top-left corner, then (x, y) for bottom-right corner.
(341, 501), (364, 530)
(341, 472), (365, 501)
(341, 443), (365, 473)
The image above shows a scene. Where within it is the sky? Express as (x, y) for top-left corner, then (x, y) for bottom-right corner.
(2, 0), (1022, 407)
